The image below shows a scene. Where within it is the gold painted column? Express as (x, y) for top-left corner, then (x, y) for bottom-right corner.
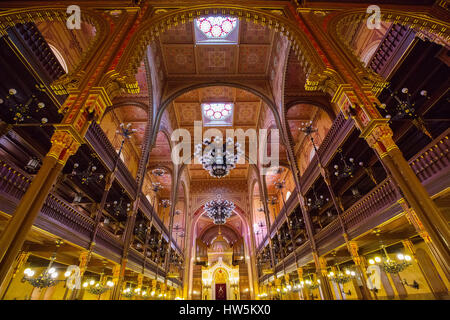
(0, 250), (30, 299)
(315, 255), (334, 300)
(110, 264), (121, 300)
(363, 123), (450, 275)
(0, 132), (79, 288)
(400, 199), (450, 283)
(111, 258), (127, 300)
(297, 267), (309, 300)
(136, 273), (144, 300)
(346, 240), (374, 300)
(151, 279), (157, 298)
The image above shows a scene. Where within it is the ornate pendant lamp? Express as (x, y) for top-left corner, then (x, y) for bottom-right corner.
(194, 136), (243, 178)
(204, 195), (235, 225)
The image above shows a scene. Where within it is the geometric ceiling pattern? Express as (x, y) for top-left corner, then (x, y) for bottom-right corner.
(170, 86), (264, 181)
(159, 20), (274, 78)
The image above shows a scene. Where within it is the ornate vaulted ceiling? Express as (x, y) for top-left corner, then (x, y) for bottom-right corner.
(103, 16), (331, 205)
(157, 20), (275, 79)
(169, 85), (264, 181)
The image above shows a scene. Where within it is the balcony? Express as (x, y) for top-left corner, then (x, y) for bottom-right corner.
(0, 155), (184, 275)
(258, 128), (450, 281)
(85, 122), (138, 198)
(257, 113), (354, 253)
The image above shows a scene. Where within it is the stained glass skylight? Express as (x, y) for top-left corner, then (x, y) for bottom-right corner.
(202, 103), (234, 126)
(194, 16), (239, 44)
(196, 16), (237, 39)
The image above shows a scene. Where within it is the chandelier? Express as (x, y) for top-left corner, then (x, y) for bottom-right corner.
(22, 240), (63, 289)
(152, 168), (166, 177)
(333, 148), (363, 179)
(194, 136), (243, 178)
(328, 266), (356, 285)
(106, 195), (131, 217)
(70, 160), (104, 185)
(375, 86), (432, 139)
(368, 245), (412, 274)
(306, 187), (329, 211)
(301, 277), (320, 290)
(24, 157), (42, 173)
(160, 199), (172, 208)
(0, 85), (48, 124)
(82, 278), (114, 295)
(204, 195), (235, 225)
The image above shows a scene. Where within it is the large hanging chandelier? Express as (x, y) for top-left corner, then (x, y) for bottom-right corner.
(368, 245), (412, 274)
(194, 136), (243, 178)
(204, 195), (235, 225)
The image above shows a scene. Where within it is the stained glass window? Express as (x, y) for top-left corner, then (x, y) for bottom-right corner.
(202, 103), (233, 120)
(196, 16), (238, 39)
(202, 103), (234, 126)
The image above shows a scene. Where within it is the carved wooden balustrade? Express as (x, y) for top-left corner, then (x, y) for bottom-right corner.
(300, 112), (355, 195)
(85, 122), (138, 199)
(86, 121), (180, 250)
(368, 24), (416, 78)
(257, 112), (354, 254)
(0, 158), (176, 275)
(258, 130), (450, 281)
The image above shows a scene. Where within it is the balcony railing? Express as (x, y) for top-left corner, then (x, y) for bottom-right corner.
(258, 130), (450, 280)
(257, 113), (354, 254)
(301, 112), (354, 194)
(85, 122), (138, 199)
(0, 156), (181, 269)
(86, 122), (183, 256)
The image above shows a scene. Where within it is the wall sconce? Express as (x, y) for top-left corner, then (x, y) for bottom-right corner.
(24, 157), (41, 173)
(73, 193), (82, 204)
(403, 279), (419, 290)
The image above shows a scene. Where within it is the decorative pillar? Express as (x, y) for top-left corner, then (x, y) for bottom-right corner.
(363, 124), (450, 276)
(316, 256), (334, 300)
(164, 166), (180, 274)
(136, 273), (144, 300)
(400, 199), (450, 282)
(160, 283), (167, 300)
(297, 267), (309, 300)
(0, 250), (30, 299)
(282, 138), (333, 300)
(346, 240), (374, 300)
(111, 262), (125, 300)
(151, 279), (157, 298)
(0, 132), (79, 288)
(258, 173), (276, 272)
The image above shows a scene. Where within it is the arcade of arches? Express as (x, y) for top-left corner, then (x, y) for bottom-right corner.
(0, 0), (448, 301)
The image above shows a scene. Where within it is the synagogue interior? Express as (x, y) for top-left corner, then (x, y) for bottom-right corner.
(0, 0), (449, 301)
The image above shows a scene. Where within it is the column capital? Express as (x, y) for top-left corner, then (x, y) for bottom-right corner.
(48, 130), (81, 165)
